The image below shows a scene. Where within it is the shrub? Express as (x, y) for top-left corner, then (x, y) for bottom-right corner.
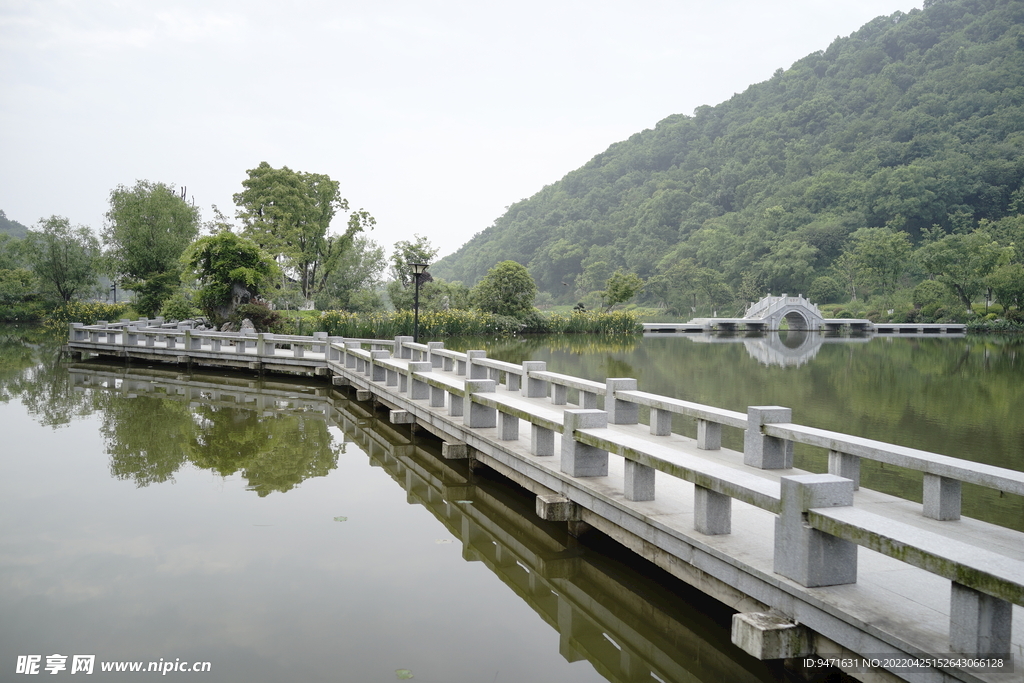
(161, 290), (200, 321)
(45, 301), (133, 332)
(231, 301), (283, 333)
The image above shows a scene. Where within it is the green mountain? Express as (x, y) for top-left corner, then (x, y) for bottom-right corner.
(432, 0), (1024, 307)
(0, 211), (29, 239)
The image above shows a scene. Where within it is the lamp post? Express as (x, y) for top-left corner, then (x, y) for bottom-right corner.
(410, 261), (429, 343)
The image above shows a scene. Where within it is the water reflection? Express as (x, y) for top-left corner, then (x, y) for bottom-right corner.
(62, 362), (780, 683)
(71, 367), (341, 495)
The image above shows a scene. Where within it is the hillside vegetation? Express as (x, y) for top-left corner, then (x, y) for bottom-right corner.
(432, 0), (1024, 317)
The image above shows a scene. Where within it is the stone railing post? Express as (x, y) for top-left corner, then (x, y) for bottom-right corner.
(427, 342), (445, 368)
(522, 361), (547, 398)
(408, 361), (432, 400)
(465, 379), (496, 428)
(370, 350), (390, 382)
(312, 331), (328, 354)
(345, 342), (360, 369)
(395, 335), (413, 359)
(950, 582), (1011, 657)
(561, 409), (608, 477)
(466, 350), (488, 379)
(774, 474), (857, 587)
(923, 474), (961, 521)
(744, 406), (793, 469)
(605, 378), (638, 425)
(828, 451), (860, 490)
(327, 337), (344, 362)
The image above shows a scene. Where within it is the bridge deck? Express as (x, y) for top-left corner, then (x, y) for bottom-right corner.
(66, 323), (1023, 683)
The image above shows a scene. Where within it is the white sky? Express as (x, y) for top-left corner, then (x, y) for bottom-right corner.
(1, 0), (920, 262)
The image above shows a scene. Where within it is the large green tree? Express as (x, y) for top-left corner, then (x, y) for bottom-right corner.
(916, 228), (1007, 312)
(181, 231), (281, 322)
(386, 235), (438, 310)
(25, 216), (101, 303)
(103, 181), (201, 316)
(233, 162), (375, 302)
(600, 269), (644, 311)
(844, 227), (914, 306)
(471, 260), (537, 318)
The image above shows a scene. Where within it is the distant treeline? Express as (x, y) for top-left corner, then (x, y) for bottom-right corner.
(432, 0), (1024, 320)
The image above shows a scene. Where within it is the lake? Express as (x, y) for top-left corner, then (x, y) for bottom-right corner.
(1, 326), (1021, 681)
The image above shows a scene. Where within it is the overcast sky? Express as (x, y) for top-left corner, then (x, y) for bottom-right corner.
(1, 0), (920, 262)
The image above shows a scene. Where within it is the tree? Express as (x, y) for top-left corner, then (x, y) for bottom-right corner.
(845, 227), (913, 306)
(25, 216), (101, 303)
(233, 162), (375, 302)
(916, 228), (1006, 312)
(386, 235), (438, 310)
(315, 236), (387, 311)
(600, 269), (644, 311)
(104, 181), (201, 316)
(471, 260), (537, 318)
(180, 231), (281, 322)
(987, 263), (1024, 313)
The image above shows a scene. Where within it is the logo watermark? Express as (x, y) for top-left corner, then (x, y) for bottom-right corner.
(15, 655), (212, 675)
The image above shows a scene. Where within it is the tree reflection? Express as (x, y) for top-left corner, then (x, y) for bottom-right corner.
(98, 387), (341, 496)
(0, 325), (104, 426)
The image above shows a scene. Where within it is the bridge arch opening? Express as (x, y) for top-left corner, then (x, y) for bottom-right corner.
(783, 310), (811, 331)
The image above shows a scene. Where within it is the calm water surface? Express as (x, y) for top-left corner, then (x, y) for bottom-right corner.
(1, 327), (1021, 681)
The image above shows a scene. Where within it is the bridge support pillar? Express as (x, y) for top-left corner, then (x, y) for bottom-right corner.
(775, 475), (857, 587)
(441, 441), (469, 460)
(745, 406), (793, 469)
(536, 494), (577, 522)
(731, 613), (811, 660)
(561, 409), (608, 477)
(950, 582), (1012, 657)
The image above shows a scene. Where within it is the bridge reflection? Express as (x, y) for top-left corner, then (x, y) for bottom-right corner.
(70, 363), (778, 683)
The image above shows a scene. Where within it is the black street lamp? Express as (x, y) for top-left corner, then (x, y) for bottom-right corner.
(410, 261), (429, 343)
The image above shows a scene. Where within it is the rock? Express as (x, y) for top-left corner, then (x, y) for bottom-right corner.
(239, 318), (257, 335)
(221, 322), (237, 333)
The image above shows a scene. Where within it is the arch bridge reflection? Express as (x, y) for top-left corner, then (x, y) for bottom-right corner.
(70, 363), (778, 683)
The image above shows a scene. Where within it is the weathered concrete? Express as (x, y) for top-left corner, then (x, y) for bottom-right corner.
(66, 322), (1024, 683)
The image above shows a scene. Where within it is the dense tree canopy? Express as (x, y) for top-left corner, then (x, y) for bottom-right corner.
(103, 181), (201, 317)
(181, 231), (281, 322)
(471, 260), (537, 318)
(234, 162), (375, 302)
(25, 216), (101, 303)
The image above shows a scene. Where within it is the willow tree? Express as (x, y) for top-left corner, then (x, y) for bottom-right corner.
(233, 162), (375, 303)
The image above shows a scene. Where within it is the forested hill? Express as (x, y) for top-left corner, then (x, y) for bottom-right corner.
(431, 0), (1024, 306)
(0, 211), (28, 238)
